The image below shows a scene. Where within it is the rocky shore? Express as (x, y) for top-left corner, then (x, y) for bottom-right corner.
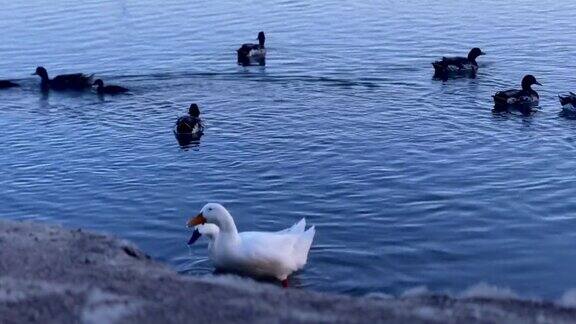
(1, 219), (575, 323)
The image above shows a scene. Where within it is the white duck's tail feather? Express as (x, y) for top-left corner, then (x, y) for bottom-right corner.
(293, 225), (315, 269)
(277, 218), (306, 234)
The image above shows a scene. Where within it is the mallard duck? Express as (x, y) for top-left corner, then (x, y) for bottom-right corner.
(0, 80), (19, 89)
(432, 48), (485, 78)
(174, 104), (204, 146)
(186, 203), (316, 287)
(559, 92), (576, 114)
(237, 31), (266, 66)
(174, 104), (204, 135)
(93, 79), (128, 95)
(493, 75), (542, 108)
(33, 66), (93, 91)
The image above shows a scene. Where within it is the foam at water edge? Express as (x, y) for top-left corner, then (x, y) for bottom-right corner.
(459, 282), (518, 300)
(199, 276), (576, 308)
(367, 282), (576, 310)
(364, 292), (393, 299)
(401, 286), (430, 298)
(559, 289), (576, 307)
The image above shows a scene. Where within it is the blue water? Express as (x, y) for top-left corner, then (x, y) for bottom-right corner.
(2, 0), (576, 298)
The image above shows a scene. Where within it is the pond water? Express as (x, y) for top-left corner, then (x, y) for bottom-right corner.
(2, 0), (576, 298)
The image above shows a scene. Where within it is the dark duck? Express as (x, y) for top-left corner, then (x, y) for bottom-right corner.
(33, 66), (93, 91)
(0, 80), (19, 89)
(237, 31), (266, 66)
(559, 92), (576, 114)
(432, 48), (485, 78)
(174, 104), (204, 146)
(493, 75), (542, 110)
(93, 79), (129, 95)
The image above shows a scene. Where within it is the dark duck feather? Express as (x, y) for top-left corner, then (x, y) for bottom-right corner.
(237, 31), (266, 66)
(493, 75), (542, 108)
(432, 48), (485, 78)
(33, 66), (93, 91)
(559, 92), (576, 107)
(0, 80), (19, 89)
(93, 79), (129, 95)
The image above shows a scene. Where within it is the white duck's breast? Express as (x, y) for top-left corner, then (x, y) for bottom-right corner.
(210, 234), (239, 268)
(207, 239), (218, 260)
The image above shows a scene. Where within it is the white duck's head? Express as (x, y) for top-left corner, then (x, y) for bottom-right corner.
(198, 223), (220, 238)
(187, 223), (220, 245)
(187, 203), (237, 233)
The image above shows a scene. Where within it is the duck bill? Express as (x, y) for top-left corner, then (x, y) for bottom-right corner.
(480, 51), (486, 55)
(187, 213), (207, 227)
(535, 81), (542, 86)
(187, 228), (202, 245)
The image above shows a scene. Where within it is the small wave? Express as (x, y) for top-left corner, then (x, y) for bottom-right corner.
(368, 282), (576, 308)
(105, 70), (381, 89)
(560, 290), (576, 308)
(460, 282), (518, 300)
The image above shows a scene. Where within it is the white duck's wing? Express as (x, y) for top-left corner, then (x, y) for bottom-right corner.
(276, 218), (306, 234)
(236, 231), (302, 278)
(236, 227), (316, 277)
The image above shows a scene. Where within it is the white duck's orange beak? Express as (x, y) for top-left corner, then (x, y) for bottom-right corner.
(187, 213), (207, 227)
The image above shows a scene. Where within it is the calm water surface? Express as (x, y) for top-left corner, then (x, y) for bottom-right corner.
(2, 0), (576, 298)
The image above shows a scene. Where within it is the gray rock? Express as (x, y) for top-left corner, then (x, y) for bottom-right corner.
(1, 219), (575, 323)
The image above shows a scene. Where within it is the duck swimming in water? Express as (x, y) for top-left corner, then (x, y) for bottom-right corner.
(174, 104), (204, 146)
(93, 79), (129, 95)
(237, 31), (266, 66)
(0, 80), (19, 89)
(559, 92), (576, 114)
(493, 75), (542, 110)
(175, 104), (204, 135)
(187, 203), (316, 287)
(432, 48), (485, 78)
(33, 66), (93, 91)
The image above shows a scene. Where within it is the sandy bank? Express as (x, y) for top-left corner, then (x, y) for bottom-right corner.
(1, 220), (575, 323)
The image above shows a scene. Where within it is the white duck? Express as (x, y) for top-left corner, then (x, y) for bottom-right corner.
(187, 203), (316, 287)
(188, 223), (219, 252)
